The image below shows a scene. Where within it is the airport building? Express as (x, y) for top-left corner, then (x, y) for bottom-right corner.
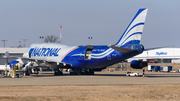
(0, 47), (180, 65)
(0, 48), (27, 65)
(128, 48), (180, 63)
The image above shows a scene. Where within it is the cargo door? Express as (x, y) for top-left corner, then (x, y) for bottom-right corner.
(85, 49), (92, 60)
(84, 45), (94, 60)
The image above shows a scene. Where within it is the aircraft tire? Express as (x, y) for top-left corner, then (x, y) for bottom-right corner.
(70, 72), (76, 75)
(54, 71), (63, 76)
(76, 69), (81, 75)
(16, 74), (19, 78)
(27, 68), (31, 75)
(90, 71), (94, 75)
(89, 70), (94, 75)
(25, 68), (31, 76)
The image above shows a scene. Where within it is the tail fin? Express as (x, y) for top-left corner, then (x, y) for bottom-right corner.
(115, 8), (148, 46)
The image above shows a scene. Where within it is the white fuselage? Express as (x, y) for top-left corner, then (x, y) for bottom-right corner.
(23, 43), (77, 63)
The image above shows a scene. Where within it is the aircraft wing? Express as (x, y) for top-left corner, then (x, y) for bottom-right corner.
(3, 51), (44, 62)
(3, 51), (72, 68)
(109, 45), (137, 53)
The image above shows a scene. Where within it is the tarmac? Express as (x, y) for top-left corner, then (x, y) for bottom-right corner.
(0, 71), (180, 86)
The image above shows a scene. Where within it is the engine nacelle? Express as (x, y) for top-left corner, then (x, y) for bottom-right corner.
(9, 60), (19, 69)
(92, 67), (107, 71)
(130, 60), (147, 69)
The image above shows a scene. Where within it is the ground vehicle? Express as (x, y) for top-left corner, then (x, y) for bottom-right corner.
(0, 65), (24, 78)
(161, 66), (172, 72)
(149, 60), (157, 63)
(148, 65), (161, 72)
(126, 72), (142, 77)
(170, 70), (179, 73)
(7, 70), (24, 78)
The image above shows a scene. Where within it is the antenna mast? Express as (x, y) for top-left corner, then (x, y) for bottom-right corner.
(59, 23), (62, 43)
(21, 39), (28, 47)
(1, 40), (7, 48)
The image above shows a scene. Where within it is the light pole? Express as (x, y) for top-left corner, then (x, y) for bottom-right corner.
(1, 40), (7, 48)
(39, 36), (44, 43)
(19, 41), (22, 47)
(88, 37), (93, 45)
(59, 24), (62, 43)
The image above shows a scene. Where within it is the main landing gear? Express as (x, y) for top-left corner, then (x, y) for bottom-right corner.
(54, 67), (63, 76)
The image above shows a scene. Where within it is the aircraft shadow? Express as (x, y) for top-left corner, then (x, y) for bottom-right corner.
(28, 72), (126, 77)
(27, 72), (180, 78)
(94, 74), (125, 76)
(145, 73), (180, 78)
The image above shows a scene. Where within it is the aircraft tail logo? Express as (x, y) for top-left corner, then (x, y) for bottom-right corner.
(115, 8), (148, 46)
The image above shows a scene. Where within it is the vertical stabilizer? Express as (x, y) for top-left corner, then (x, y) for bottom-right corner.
(115, 8), (148, 46)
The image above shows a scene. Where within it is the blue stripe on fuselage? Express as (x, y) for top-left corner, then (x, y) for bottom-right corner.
(61, 45), (142, 69)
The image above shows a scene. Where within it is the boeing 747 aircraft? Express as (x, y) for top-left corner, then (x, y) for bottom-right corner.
(5, 8), (148, 76)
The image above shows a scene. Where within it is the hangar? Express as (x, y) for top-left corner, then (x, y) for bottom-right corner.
(128, 48), (180, 63)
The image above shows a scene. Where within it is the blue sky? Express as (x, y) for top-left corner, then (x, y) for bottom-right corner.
(0, 0), (180, 48)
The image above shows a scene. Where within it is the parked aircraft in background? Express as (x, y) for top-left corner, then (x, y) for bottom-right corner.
(5, 8), (148, 76)
(127, 47), (180, 63)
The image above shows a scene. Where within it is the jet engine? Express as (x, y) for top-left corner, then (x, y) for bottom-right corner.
(130, 60), (147, 69)
(92, 67), (107, 71)
(9, 60), (19, 69)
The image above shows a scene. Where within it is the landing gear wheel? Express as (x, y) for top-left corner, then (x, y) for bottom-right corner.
(82, 69), (94, 75)
(25, 68), (31, 76)
(70, 72), (76, 75)
(76, 69), (81, 75)
(16, 74), (19, 78)
(88, 69), (94, 75)
(69, 69), (82, 75)
(54, 70), (63, 76)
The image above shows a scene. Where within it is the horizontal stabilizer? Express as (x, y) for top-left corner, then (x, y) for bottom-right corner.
(109, 45), (136, 53)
